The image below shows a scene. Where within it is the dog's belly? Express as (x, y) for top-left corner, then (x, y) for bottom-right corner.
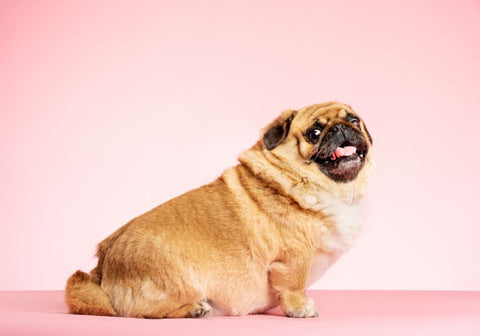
(209, 291), (276, 316)
(205, 268), (277, 316)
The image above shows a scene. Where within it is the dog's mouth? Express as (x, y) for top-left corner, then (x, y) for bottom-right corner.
(312, 141), (368, 183)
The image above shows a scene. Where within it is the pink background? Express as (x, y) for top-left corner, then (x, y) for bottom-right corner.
(1, 0), (479, 291)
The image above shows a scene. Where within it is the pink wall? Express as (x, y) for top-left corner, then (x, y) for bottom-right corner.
(1, 0), (479, 290)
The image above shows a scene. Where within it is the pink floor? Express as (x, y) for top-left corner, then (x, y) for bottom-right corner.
(0, 290), (479, 336)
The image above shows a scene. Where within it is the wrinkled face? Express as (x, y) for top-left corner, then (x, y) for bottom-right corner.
(263, 102), (372, 183)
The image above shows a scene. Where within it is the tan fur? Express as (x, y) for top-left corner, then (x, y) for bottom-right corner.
(65, 270), (117, 316)
(65, 102), (373, 318)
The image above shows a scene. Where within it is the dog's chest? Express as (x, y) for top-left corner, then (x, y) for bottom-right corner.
(319, 201), (362, 253)
(306, 201), (362, 287)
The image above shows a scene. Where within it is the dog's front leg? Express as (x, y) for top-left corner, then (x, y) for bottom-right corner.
(268, 258), (318, 318)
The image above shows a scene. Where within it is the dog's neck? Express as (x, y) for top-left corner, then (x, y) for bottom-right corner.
(238, 143), (371, 212)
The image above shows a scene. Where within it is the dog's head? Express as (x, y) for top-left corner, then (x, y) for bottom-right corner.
(262, 102), (372, 183)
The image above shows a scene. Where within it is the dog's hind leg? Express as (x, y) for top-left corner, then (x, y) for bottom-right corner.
(105, 278), (211, 318)
(144, 301), (211, 318)
(128, 295), (212, 318)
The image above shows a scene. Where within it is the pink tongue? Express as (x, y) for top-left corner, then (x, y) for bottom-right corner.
(331, 146), (357, 160)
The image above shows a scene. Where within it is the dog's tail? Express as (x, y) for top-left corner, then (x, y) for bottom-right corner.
(65, 270), (117, 316)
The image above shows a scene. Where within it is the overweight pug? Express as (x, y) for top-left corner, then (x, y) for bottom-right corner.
(66, 101), (373, 318)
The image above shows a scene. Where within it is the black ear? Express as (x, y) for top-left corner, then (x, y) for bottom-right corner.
(263, 110), (296, 150)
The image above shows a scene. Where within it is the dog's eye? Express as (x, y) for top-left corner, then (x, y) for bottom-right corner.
(306, 128), (322, 144)
(349, 117), (360, 127)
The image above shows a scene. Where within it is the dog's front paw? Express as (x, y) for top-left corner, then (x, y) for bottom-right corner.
(279, 292), (318, 318)
(285, 297), (318, 318)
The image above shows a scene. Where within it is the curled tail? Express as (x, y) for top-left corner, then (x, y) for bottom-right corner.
(65, 270), (117, 316)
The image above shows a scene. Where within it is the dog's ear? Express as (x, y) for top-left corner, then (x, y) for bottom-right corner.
(262, 109), (297, 150)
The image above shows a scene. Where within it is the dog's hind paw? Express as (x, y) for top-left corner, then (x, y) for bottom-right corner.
(187, 301), (212, 318)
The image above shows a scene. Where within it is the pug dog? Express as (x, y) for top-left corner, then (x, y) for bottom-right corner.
(65, 101), (373, 318)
